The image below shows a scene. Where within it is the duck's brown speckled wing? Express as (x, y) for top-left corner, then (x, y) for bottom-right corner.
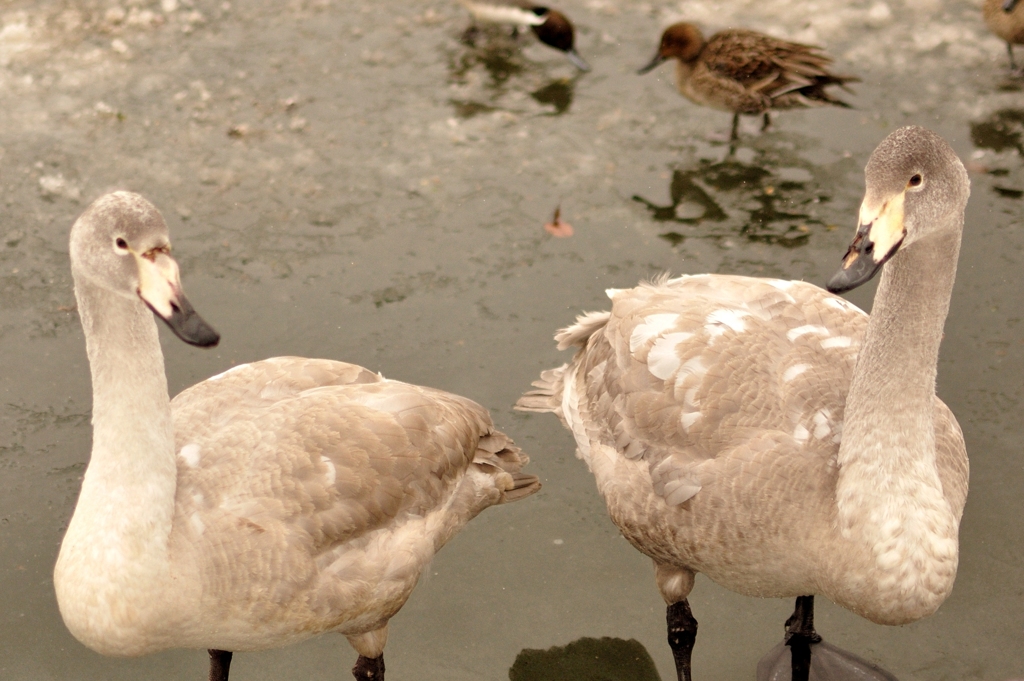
(698, 29), (852, 109)
(701, 30), (833, 84)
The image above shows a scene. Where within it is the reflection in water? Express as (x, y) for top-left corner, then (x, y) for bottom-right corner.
(509, 637), (662, 681)
(633, 150), (831, 248)
(446, 28), (578, 118)
(969, 108), (1024, 199)
(449, 39), (526, 90)
(970, 108), (1024, 155)
(530, 78), (574, 115)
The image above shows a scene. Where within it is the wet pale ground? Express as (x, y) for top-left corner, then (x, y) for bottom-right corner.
(0, 0), (1022, 679)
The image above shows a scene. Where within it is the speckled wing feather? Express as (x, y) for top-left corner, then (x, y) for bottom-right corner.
(699, 30), (853, 108)
(526, 275), (961, 510)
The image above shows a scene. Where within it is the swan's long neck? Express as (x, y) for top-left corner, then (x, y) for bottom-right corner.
(54, 275), (177, 650)
(834, 229), (961, 620)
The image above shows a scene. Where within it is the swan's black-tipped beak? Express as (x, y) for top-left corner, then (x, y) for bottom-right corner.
(827, 193), (906, 294)
(827, 225), (886, 293)
(136, 249), (220, 347)
(637, 53), (667, 74)
(154, 294), (220, 347)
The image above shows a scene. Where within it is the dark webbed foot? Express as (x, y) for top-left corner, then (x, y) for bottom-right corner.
(208, 649), (233, 681)
(756, 640), (900, 681)
(755, 596), (899, 681)
(666, 600), (698, 681)
(352, 654), (386, 681)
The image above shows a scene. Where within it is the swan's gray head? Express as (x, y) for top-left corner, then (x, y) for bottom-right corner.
(828, 126), (969, 293)
(69, 191), (219, 347)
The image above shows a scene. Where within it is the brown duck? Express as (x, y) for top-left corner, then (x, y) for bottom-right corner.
(639, 23), (858, 140)
(984, 0), (1024, 71)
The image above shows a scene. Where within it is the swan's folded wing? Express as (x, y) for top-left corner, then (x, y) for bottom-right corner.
(173, 357), (383, 417)
(172, 366), (497, 552)
(573, 275), (867, 505)
(933, 397), (968, 520)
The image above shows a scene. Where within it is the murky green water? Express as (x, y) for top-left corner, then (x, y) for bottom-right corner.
(0, 1), (1021, 679)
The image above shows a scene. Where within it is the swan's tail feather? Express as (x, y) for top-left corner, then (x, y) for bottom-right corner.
(504, 471), (542, 502)
(515, 367), (566, 418)
(555, 310), (611, 350)
(473, 431), (541, 503)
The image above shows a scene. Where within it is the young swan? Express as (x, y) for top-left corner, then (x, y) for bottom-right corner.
(638, 22), (858, 140)
(55, 192), (540, 681)
(518, 126), (969, 681)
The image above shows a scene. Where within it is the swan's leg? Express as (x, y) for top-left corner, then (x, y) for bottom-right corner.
(761, 112), (772, 131)
(667, 599), (699, 681)
(729, 113), (740, 141)
(784, 596), (821, 681)
(351, 655), (385, 680)
(655, 563), (698, 681)
(1008, 42), (1018, 71)
(208, 649), (233, 681)
(348, 627), (389, 681)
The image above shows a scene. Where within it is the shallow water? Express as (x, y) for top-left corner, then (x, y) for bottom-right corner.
(0, 1), (1021, 679)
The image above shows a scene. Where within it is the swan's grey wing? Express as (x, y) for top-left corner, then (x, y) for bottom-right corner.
(933, 397), (968, 519)
(172, 356), (384, 412)
(169, 358), (533, 606)
(556, 275), (869, 505)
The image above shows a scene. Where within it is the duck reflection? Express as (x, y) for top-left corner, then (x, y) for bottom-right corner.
(633, 153), (829, 248)
(969, 108), (1024, 198)
(449, 39), (526, 90)
(509, 637), (662, 681)
(447, 32), (579, 117)
(530, 78), (574, 115)
(971, 108), (1024, 154)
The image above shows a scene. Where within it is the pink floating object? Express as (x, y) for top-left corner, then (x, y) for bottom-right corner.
(544, 219), (574, 237)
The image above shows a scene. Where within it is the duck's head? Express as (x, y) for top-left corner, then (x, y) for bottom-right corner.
(637, 22), (704, 74)
(530, 7), (590, 71)
(70, 191), (220, 347)
(828, 126), (969, 293)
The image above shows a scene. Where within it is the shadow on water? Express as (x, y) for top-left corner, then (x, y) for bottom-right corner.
(632, 146), (834, 248)
(509, 637), (662, 681)
(969, 108), (1024, 199)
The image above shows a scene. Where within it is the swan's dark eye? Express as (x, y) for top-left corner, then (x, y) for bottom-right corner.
(908, 174), (923, 188)
(115, 238), (128, 251)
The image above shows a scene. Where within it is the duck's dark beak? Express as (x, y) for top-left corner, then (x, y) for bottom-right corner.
(637, 52), (667, 75)
(136, 249), (220, 347)
(827, 192), (907, 294)
(566, 48), (591, 71)
(1003, 0), (1019, 13)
